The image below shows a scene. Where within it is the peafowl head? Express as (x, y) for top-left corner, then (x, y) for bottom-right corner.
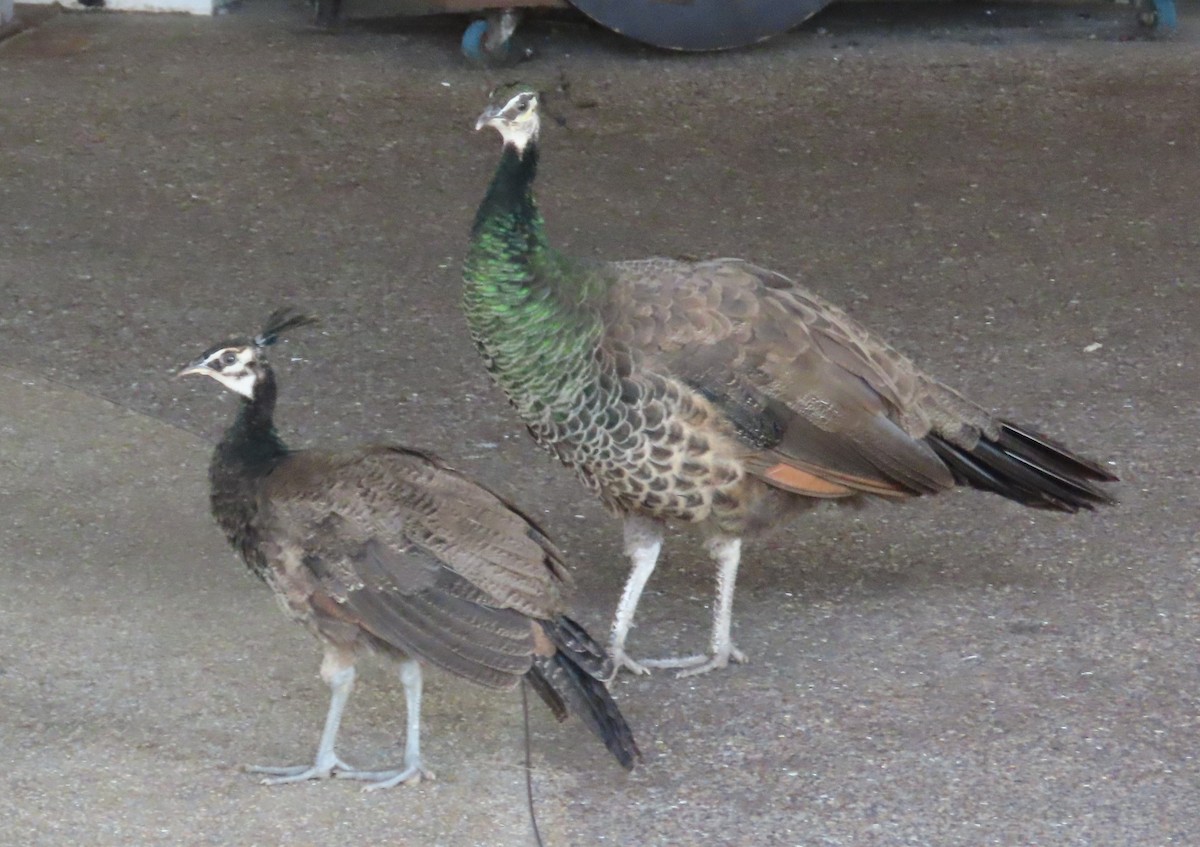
(476, 83), (540, 155)
(177, 309), (318, 400)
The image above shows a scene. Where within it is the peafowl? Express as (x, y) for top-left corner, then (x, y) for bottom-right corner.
(177, 308), (639, 784)
(463, 84), (1117, 678)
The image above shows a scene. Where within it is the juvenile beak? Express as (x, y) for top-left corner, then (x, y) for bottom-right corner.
(475, 105), (501, 131)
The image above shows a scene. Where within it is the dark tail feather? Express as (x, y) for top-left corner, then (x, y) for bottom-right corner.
(527, 617), (641, 770)
(927, 420), (1118, 513)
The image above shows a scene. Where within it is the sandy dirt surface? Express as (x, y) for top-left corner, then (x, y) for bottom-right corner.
(1, 2), (1197, 845)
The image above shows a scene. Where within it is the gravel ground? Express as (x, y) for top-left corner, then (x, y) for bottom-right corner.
(1, 2), (1197, 845)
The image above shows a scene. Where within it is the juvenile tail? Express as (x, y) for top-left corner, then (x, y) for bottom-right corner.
(927, 420), (1118, 513)
(527, 616), (641, 770)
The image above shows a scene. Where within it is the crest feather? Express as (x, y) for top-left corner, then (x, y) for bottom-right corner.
(255, 309), (319, 348)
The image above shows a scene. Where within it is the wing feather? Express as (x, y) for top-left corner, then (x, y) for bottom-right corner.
(261, 448), (571, 688)
(609, 258), (960, 497)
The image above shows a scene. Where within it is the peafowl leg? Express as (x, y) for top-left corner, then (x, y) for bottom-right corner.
(247, 647), (360, 784)
(607, 516), (665, 677)
(339, 659), (433, 789)
(640, 536), (747, 677)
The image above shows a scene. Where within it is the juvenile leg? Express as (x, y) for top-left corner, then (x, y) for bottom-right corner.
(341, 659), (434, 790)
(247, 645), (360, 784)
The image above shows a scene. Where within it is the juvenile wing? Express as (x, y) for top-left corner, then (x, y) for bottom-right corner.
(263, 447), (573, 688)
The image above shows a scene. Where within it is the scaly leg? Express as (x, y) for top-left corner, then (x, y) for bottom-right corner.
(250, 651), (433, 789)
(341, 659), (434, 789)
(607, 516), (665, 677)
(247, 646), (360, 784)
(641, 535), (747, 677)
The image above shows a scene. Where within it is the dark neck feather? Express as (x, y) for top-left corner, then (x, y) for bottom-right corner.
(209, 368), (286, 583)
(472, 142), (539, 236)
(218, 368), (288, 474)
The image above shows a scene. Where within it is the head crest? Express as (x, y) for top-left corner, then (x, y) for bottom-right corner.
(490, 80), (536, 99)
(254, 308), (319, 348)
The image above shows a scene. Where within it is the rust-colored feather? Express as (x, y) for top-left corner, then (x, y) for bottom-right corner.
(758, 463), (856, 497)
(463, 100), (1117, 677)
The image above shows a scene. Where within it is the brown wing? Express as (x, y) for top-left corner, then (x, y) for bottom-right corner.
(606, 258), (979, 498)
(262, 446), (572, 688)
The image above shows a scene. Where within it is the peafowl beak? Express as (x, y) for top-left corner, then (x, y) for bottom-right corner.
(475, 106), (501, 131)
(176, 360), (208, 379)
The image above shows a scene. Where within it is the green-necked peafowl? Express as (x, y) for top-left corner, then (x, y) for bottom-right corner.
(464, 85), (1117, 678)
(178, 309), (639, 784)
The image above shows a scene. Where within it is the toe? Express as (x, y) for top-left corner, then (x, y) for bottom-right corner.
(360, 766), (432, 790)
(673, 645), (747, 678)
(610, 650), (653, 678)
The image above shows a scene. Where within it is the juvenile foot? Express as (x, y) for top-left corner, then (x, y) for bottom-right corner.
(341, 764), (434, 790)
(246, 757), (357, 785)
(247, 759), (433, 789)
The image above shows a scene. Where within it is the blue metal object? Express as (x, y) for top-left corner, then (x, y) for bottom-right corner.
(461, 18), (489, 62)
(462, 10), (523, 65)
(1153, 0), (1177, 30)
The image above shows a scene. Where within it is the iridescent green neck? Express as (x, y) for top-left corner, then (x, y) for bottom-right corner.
(464, 142), (610, 420)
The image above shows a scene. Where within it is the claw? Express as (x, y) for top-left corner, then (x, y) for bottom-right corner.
(247, 759), (432, 789)
(347, 764), (435, 790)
(674, 646), (747, 678)
(246, 756), (356, 785)
(637, 644), (748, 678)
(607, 647), (654, 680)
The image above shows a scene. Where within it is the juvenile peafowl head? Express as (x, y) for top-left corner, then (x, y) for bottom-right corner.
(476, 83), (540, 155)
(177, 309), (318, 400)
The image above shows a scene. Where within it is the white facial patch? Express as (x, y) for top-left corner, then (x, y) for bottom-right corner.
(190, 346), (259, 399)
(490, 93), (540, 155)
(208, 368), (258, 400)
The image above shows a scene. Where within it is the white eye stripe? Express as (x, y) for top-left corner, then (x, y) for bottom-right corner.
(208, 347), (255, 369)
(506, 93), (536, 114)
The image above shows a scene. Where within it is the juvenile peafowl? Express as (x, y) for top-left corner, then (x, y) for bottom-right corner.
(177, 309), (639, 786)
(464, 84), (1117, 678)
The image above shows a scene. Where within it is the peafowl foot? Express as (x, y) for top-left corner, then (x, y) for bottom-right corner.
(246, 754), (358, 785)
(608, 647), (655, 679)
(639, 644), (748, 678)
(341, 763), (434, 790)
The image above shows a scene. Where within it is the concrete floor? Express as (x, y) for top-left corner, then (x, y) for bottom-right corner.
(1, 2), (1197, 845)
